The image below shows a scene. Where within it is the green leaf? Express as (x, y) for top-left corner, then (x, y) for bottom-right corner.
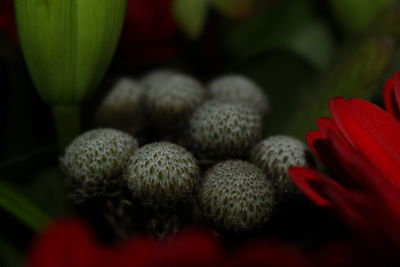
(233, 50), (317, 134)
(173, 0), (209, 40)
(0, 182), (50, 232)
(284, 36), (395, 139)
(0, 238), (23, 267)
(285, 22), (334, 70)
(211, 0), (255, 18)
(14, 0), (127, 106)
(329, 0), (395, 34)
(222, 0), (314, 61)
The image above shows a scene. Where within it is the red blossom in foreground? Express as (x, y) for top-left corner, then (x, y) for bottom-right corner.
(27, 217), (325, 267)
(290, 91), (400, 252)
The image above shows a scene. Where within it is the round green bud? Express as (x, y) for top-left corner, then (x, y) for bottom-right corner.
(251, 135), (311, 198)
(124, 142), (200, 209)
(198, 160), (275, 233)
(188, 101), (262, 160)
(208, 74), (269, 117)
(61, 128), (138, 202)
(145, 73), (206, 128)
(96, 78), (144, 133)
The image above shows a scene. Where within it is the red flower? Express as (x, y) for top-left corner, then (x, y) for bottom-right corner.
(384, 72), (400, 119)
(27, 217), (326, 267)
(289, 94), (400, 249)
(26, 218), (222, 267)
(0, 0), (17, 42)
(118, 0), (179, 63)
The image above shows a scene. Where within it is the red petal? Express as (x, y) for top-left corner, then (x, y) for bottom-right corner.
(329, 97), (400, 192)
(289, 167), (374, 233)
(289, 167), (341, 207)
(101, 236), (161, 267)
(26, 218), (100, 267)
(384, 72), (400, 119)
(225, 240), (310, 267)
(307, 118), (355, 185)
(156, 228), (221, 266)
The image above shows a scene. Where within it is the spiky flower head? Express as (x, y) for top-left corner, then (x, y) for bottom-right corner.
(188, 101), (262, 161)
(198, 160), (275, 233)
(208, 74), (269, 117)
(61, 128), (138, 202)
(140, 69), (176, 89)
(96, 78), (144, 133)
(124, 142), (200, 209)
(251, 135), (311, 198)
(145, 73), (205, 128)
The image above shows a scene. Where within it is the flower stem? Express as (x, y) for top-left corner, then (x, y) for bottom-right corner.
(51, 105), (81, 150)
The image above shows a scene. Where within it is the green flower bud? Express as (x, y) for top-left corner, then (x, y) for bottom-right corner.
(61, 128), (138, 202)
(188, 101), (262, 160)
(198, 160), (275, 233)
(96, 78), (145, 134)
(208, 74), (269, 118)
(124, 142), (200, 209)
(251, 135), (311, 199)
(145, 73), (206, 129)
(14, 0), (127, 105)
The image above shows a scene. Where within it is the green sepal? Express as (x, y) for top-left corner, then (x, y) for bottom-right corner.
(14, 0), (127, 106)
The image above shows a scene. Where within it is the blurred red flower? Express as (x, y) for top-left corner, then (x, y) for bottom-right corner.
(118, 0), (179, 64)
(26, 217), (323, 267)
(0, 0), (17, 42)
(290, 88), (400, 252)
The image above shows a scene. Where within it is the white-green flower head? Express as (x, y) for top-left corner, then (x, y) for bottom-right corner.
(145, 73), (206, 127)
(251, 135), (311, 198)
(188, 101), (262, 160)
(198, 160), (275, 233)
(61, 128), (138, 202)
(124, 142), (200, 209)
(96, 78), (144, 134)
(208, 74), (269, 118)
(140, 69), (177, 89)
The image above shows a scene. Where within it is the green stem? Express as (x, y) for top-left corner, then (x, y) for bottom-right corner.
(0, 182), (50, 232)
(51, 105), (81, 151)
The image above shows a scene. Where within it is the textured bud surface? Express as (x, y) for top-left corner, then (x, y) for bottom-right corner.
(198, 160), (275, 233)
(188, 102), (262, 160)
(96, 78), (144, 133)
(61, 128), (138, 201)
(140, 69), (176, 89)
(124, 142), (200, 208)
(251, 135), (310, 197)
(208, 74), (269, 117)
(145, 74), (205, 126)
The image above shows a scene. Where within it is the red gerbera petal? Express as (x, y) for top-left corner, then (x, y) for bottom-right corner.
(26, 218), (101, 267)
(384, 72), (400, 119)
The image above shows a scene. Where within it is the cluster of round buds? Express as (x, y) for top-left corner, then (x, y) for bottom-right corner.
(96, 78), (144, 134)
(208, 74), (269, 118)
(198, 160), (275, 233)
(124, 142), (200, 209)
(251, 135), (311, 198)
(144, 73), (206, 129)
(188, 101), (262, 161)
(60, 128), (138, 202)
(70, 70), (279, 238)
